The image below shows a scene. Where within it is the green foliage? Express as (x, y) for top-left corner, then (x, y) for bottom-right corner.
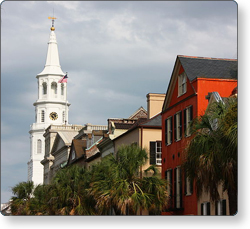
(183, 97), (237, 215)
(10, 144), (169, 215)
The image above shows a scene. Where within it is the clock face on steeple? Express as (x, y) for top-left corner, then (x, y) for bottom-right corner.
(49, 112), (58, 120)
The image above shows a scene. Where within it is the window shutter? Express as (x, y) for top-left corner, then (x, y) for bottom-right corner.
(174, 114), (177, 141)
(179, 111), (182, 139)
(190, 105), (193, 121)
(222, 199), (226, 215)
(149, 142), (156, 165)
(170, 117), (173, 143)
(215, 201), (218, 215)
(179, 168), (182, 208)
(184, 108), (187, 136)
(207, 202), (211, 215)
(165, 119), (168, 145)
(170, 169), (173, 198)
(184, 172), (187, 195)
(174, 168), (177, 208)
(201, 203), (204, 215)
(164, 170), (168, 179)
(190, 177), (193, 194)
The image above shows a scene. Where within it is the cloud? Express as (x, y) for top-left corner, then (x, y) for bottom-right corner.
(1, 0), (237, 204)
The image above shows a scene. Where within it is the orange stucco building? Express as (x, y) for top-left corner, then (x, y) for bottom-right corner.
(161, 55), (237, 215)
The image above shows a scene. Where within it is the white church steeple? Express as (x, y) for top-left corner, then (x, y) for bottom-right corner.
(38, 21), (64, 76)
(28, 18), (70, 185)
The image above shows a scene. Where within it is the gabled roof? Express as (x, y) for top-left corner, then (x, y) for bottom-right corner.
(162, 55), (238, 112)
(178, 55), (237, 81)
(113, 114), (162, 141)
(128, 106), (147, 119)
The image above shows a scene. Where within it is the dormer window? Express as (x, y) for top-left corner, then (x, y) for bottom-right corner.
(178, 73), (187, 96)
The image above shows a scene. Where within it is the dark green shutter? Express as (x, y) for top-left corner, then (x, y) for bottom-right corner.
(222, 199), (226, 215)
(165, 119), (168, 145)
(184, 108), (187, 136)
(201, 203), (204, 215)
(174, 168), (177, 208)
(149, 142), (156, 165)
(170, 117), (173, 143)
(179, 168), (182, 208)
(179, 111), (182, 139)
(215, 201), (218, 215)
(207, 202), (211, 215)
(184, 172), (187, 195)
(190, 105), (193, 121)
(174, 114), (177, 141)
(170, 169), (173, 198)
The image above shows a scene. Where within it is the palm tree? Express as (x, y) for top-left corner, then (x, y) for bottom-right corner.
(47, 165), (96, 215)
(10, 181), (34, 215)
(183, 97), (237, 215)
(90, 144), (169, 215)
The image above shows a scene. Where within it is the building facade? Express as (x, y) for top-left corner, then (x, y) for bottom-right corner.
(161, 55), (237, 215)
(28, 22), (69, 185)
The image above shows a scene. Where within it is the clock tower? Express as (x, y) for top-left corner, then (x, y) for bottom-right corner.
(27, 18), (70, 185)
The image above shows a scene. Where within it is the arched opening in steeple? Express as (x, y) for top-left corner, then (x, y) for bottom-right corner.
(42, 82), (47, 95)
(51, 82), (57, 98)
(61, 83), (64, 96)
(37, 139), (42, 154)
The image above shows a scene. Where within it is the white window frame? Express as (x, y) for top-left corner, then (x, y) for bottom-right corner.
(166, 117), (172, 145)
(166, 169), (172, 196)
(156, 141), (162, 165)
(201, 202), (210, 215)
(216, 199), (226, 215)
(178, 73), (187, 96)
(185, 176), (192, 196)
(175, 166), (181, 209)
(175, 112), (182, 141)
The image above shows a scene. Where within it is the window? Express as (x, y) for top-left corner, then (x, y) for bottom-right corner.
(178, 73), (187, 96)
(61, 83), (64, 96)
(185, 173), (193, 196)
(216, 199), (227, 215)
(156, 141), (162, 165)
(201, 202), (211, 215)
(174, 167), (182, 209)
(37, 139), (42, 154)
(184, 106), (193, 137)
(174, 111), (182, 141)
(41, 110), (45, 122)
(42, 82), (47, 95)
(165, 117), (173, 145)
(51, 82), (57, 97)
(71, 150), (76, 160)
(165, 169), (173, 198)
(150, 141), (162, 165)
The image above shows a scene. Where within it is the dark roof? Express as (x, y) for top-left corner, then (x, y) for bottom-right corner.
(141, 113), (162, 127)
(114, 123), (135, 129)
(72, 139), (86, 158)
(178, 56), (237, 82)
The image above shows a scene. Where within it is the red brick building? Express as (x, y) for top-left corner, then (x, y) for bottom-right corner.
(161, 55), (237, 215)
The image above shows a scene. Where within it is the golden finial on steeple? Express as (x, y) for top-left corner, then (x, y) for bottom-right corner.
(48, 16), (57, 31)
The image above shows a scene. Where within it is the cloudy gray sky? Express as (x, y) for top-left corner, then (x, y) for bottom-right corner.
(1, 1), (237, 204)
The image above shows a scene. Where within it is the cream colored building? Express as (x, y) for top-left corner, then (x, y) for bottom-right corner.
(41, 124), (83, 184)
(113, 93), (165, 176)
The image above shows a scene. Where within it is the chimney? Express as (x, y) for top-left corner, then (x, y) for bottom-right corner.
(146, 93), (165, 119)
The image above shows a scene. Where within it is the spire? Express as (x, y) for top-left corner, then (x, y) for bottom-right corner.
(37, 17), (64, 76)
